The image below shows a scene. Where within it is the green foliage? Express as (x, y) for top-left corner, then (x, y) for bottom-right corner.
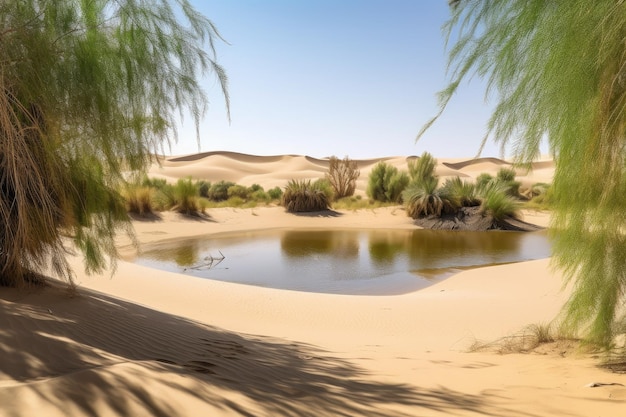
(225, 196), (246, 207)
(249, 189), (270, 202)
(504, 180), (521, 198)
(281, 179), (331, 213)
(207, 181), (236, 201)
(172, 178), (202, 215)
(142, 177), (168, 190)
(421, 0), (626, 346)
(151, 183), (176, 211)
(140, 177), (204, 214)
(249, 184), (264, 193)
(227, 184), (249, 200)
(195, 182), (279, 206)
(195, 180), (211, 198)
(268, 186), (283, 200)
(313, 178), (334, 200)
(479, 182), (521, 222)
(441, 177), (480, 207)
(366, 162), (409, 203)
(367, 162), (390, 202)
(0, 0), (228, 286)
(496, 167), (517, 183)
(404, 179), (442, 218)
(408, 152), (438, 185)
(325, 155), (360, 200)
(475, 173), (493, 189)
(493, 168), (520, 197)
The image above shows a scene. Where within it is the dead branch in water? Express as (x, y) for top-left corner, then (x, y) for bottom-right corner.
(184, 251), (226, 271)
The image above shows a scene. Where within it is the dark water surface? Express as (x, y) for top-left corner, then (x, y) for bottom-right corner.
(133, 229), (552, 295)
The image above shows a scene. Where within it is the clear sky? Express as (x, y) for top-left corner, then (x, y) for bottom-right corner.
(174, 0), (505, 159)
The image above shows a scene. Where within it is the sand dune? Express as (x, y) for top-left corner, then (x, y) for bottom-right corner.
(149, 152), (555, 195)
(3, 152), (624, 417)
(443, 156), (512, 170)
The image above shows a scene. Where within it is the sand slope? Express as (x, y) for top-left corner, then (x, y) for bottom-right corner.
(3, 153), (625, 417)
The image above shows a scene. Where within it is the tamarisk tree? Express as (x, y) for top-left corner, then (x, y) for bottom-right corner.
(421, 0), (626, 346)
(0, 0), (229, 287)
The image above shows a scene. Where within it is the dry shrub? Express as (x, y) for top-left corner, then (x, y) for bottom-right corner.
(282, 179), (331, 212)
(466, 322), (587, 355)
(326, 156), (359, 200)
(123, 185), (154, 216)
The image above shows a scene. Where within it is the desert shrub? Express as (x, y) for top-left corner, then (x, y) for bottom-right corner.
(149, 183), (174, 211)
(408, 151), (437, 185)
(172, 178), (201, 215)
(441, 176), (480, 207)
(468, 322), (562, 354)
(403, 177), (458, 218)
(475, 172), (520, 200)
(207, 180), (236, 201)
(313, 178), (334, 199)
(149, 179), (196, 213)
(281, 179), (331, 212)
(250, 189), (270, 202)
(195, 180), (211, 198)
(494, 167), (521, 197)
(496, 167), (517, 183)
(227, 184), (249, 199)
(248, 183), (264, 193)
(333, 195), (375, 210)
(367, 162), (409, 203)
(479, 182), (521, 221)
(504, 180), (522, 197)
(386, 171), (409, 203)
(123, 184), (154, 216)
(267, 186), (283, 200)
(475, 173), (493, 189)
(325, 155), (360, 200)
(526, 323), (555, 345)
(367, 162), (391, 201)
(225, 196), (246, 207)
(142, 176), (168, 190)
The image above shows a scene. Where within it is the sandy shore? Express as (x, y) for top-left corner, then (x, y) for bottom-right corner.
(1, 153), (625, 417)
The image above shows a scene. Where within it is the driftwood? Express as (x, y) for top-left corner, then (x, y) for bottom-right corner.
(183, 251), (225, 271)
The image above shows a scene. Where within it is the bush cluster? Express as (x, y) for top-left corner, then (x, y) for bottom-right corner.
(281, 179), (332, 213)
(402, 153), (523, 221)
(366, 162), (409, 203)
(122, 156), (553, 218)
(121, 176), (284, 216)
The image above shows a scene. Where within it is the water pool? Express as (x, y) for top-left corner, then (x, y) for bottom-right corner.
(133, 228), (551, 295)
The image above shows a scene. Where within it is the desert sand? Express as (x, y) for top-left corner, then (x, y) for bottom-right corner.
(1, 152), (624, 417)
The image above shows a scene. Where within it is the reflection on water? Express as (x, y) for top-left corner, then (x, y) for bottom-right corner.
(134, 229), (551, 296)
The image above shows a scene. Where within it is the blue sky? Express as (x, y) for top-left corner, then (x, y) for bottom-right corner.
(174, 0), (502, 159)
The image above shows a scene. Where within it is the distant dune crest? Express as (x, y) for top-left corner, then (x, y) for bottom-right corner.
(149, 151), (554, 193)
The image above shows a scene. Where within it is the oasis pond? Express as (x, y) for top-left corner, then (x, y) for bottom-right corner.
(133, 229), (552, 296)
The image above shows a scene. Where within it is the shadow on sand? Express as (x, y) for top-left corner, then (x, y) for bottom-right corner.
(0, 283), (536, 417)
(291, 209), (343, 218)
